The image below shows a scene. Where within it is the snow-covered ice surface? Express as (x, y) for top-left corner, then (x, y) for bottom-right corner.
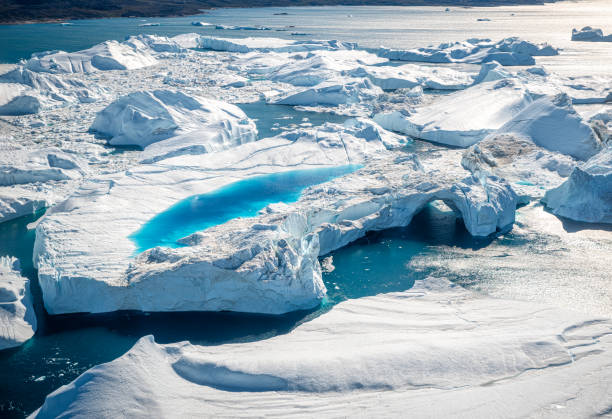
(31, 277), (612, 418)
(0, 4), (611, 415)
(0, 257), (36, 350)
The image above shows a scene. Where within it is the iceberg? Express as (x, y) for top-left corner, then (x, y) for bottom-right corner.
(349, 63), (475, 90)
(273, 78), (383, 106)
(33, 129), (516, 315)
(0, 140), (86, 223)
(0, 257), (37, 350)
(497, 93), (602, 161)
(373, 79), (533, 147)
(571, 26), (612, 42)
(198, 36), (357, 53)
(378, 37), (558, 66)
(89, 90), (257, 149)
(30, 277), (612, 417)
(124, 34), (185, 54)
(543, 147), (612, 224)
(0, 83), (40, 115)
(25, 40), (157, 74)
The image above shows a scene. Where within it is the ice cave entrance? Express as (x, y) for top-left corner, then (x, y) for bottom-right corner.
(130, 165), (362, 253)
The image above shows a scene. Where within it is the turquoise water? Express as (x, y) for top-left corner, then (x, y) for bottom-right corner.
(0, 203), (499, 417)
(130, 165), (361, 253)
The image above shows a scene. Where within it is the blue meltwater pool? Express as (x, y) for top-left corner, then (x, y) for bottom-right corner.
(130, 165), (362, 253)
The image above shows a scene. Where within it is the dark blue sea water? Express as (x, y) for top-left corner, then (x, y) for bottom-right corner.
(0, 202), (497, 417)
(131, 165), (361, 253)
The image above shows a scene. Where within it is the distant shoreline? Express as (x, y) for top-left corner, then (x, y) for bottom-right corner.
(0, 1), (560, 26)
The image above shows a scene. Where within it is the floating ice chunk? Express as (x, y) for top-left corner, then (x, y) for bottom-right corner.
(124, 34), (185, 53)
(0, 66), (100, 106)
(263, 50), (386, 86)
(0, 143), (84, 186)
(198, 36), (357, 53)
(543, 147), (612, 224)
(349, 63), (474, 90)
(378, 37), (558, 66)
(0, 83), (40, 115)
(90, 90), (257, 149)
(215, 24), (272, 31)
(138, 22), (160, 27)
(498, 93), (602, 161)
(0, 257), (37, 350)
(191, 21), (212, 27)
(589, 108), (611, 144)
(374, 79), (533, 147)
(170, 33), (201, 49)
(32, 276), (611, 418)
(25, 40), (157, 74)
(571, 26), (612, 42)
(273, 78), (382, 106)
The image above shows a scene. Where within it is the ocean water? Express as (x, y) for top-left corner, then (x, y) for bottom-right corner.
(1, 1), (611, 76)
(131, 165), (361, 252)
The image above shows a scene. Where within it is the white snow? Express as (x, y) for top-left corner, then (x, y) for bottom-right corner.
(89, 90), (257, 149)
(25, 40), (157, 74)
(0, 257), (37, 350)
(30, 277), (612, 418)
(572, 26), (612, 42)
(543, 146), (612, 224)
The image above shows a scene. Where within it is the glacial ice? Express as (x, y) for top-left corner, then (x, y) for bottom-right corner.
(374, 78), (534, 147)
(24, 40), (158, 74)
(349, 63), (475, 90)
(543, 146), (612, 224)
(0, 257), (37, 351)
(0, 141), (85, 222)
(0, 83), (40, 115)
(30, 277), (612, 418)
(497, 93), (602, 161)
(378, 37), (558, 65)
(273, 78), (383, 106)
(89, 90), (257, 149)
(571, 26), (612, 42)
(198, 36), (357, 53)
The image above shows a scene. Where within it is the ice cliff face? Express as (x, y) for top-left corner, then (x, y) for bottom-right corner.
(30, 277), (612, 418)
(89, 90), (257, 149)
(543, 147), (612, 224)
(0, 257), (37, 350)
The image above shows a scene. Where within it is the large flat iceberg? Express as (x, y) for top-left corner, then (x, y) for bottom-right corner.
(30, 277), (612, 418)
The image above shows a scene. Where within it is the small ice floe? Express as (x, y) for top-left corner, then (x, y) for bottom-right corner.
(138, 23), (160, 27)
(191, 21), (212, 27)
(571, 27), (612, 42)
